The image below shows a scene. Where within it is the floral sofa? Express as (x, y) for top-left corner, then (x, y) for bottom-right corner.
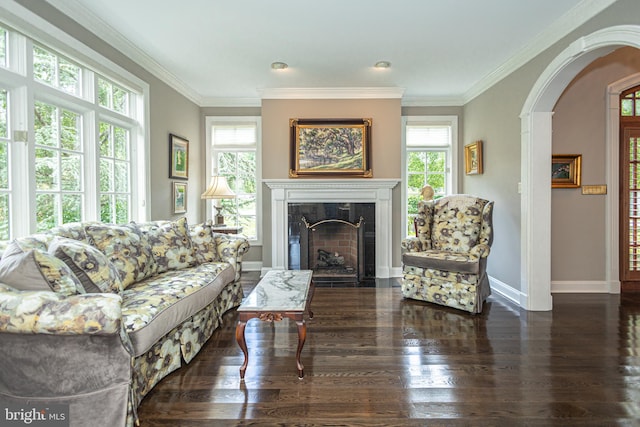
(0, 217), (249, 427)
(401, 195), (494, 314)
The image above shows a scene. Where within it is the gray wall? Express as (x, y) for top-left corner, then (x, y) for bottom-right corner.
(551, 47), (640, 282)
(463, 0), (640, 291)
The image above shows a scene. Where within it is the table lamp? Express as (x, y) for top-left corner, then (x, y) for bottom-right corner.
(201, 176), (236, 225)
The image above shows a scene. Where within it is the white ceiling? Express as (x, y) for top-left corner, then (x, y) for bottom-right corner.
(48, 0), (617, 106)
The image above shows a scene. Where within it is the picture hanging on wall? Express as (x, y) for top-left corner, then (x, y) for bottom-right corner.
(551, 154), (581, 188)
(173, 181), (187, 214)
(464, 140), (483, 175)
(289, 118), (372, 178)
(169, 134), (189, 179)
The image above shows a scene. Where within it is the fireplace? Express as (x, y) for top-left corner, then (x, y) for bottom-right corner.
(265, 179), (399, 278)
(288, 203), (374, 283)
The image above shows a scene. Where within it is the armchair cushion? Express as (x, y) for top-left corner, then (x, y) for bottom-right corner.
(403, 250), (480, 274)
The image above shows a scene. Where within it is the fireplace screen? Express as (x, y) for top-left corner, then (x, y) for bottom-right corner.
(288, 202), (375, 284)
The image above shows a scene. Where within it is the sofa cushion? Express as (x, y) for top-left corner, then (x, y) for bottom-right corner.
(189, 221), (216, 264)
(402, 250), (480, 274)
(85, 224), (156, 288)
(49, 237), (123, 294)
(136, 217), (195, 274)
(0, 240), (85, 295)
(49, 222), (97, 244)
(121, 262), (234, 356)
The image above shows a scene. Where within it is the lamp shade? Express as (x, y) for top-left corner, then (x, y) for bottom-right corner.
(201, 176), (236, 199)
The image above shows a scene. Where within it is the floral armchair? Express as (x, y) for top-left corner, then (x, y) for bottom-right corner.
(401, 195), (494, 314)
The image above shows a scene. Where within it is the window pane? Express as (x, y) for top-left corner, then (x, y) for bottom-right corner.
(0, 89), (7, 138)
(408, 173), (425, 192)
(60, 109), (81, 150)
(115, 195), (129, 223)
(115, 160), (129, 192)
(35, 148), (58, 190)
(36, 193), (58, 232)
(622, 99), (634, 116)
(427, 152), (446, 172)
(33, 45), (56, 86)
(62, 194), (82, 223)
(0, 193), (9, 240)
(99, 122), (112, 156)
(34, 101), (57, 147)
(98, 78), (110, 108)
(100, 194), (112, 223)
(113, 86), (128, 115)
(100, 158), (114, 192)
(61, 152), (81, 191)
(114, 127), (128, 160)
(58, 57), (81, 95)
(0, 27), (7, 69)
(407, 151), (425, 172)
(0, 139), (7, 189)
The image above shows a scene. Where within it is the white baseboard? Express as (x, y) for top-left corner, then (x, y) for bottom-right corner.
(489, 275), (523, 307)
(390, 266), (403, 278)
(241, 261), (263, 272)
(550, 280), (613, 293)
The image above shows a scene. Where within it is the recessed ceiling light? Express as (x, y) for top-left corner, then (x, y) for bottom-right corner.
(271, 61), (288, 70)
(374, 61), (391, 69)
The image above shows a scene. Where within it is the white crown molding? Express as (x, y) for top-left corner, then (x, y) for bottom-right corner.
(200, 97), (262, 108)
(259, 87), (405, 100)
(45, 0), (203, 106)
(464, 0), (618, 104)
(401, 96), (465, 107)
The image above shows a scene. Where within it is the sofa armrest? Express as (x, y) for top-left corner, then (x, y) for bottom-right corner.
(213, 234), (250, 281)
(0, 284), (123, 336)
(401, 236), (425, 253)
(469, 243), (491, 258)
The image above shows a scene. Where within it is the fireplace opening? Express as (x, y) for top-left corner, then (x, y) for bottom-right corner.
(288, 203), (375, 284)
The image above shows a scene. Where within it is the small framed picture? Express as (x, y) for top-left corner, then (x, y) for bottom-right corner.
(464, 140), (483, 175)
(169, 134), (189, 179)
(551, 154), (582, 188)
(173, 182), (187, 214)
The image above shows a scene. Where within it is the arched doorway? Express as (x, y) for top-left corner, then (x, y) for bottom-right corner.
(520, 25), (640, 311)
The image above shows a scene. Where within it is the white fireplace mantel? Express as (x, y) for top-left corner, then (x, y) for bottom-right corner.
(264, 179), (399, 278)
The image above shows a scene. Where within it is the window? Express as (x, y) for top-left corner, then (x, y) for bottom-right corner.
(206, 117), (261, 242)
(403, 116), (457, 236)
(0, 17), (148, 240)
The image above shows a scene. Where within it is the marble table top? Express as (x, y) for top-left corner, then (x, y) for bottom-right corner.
(238, 270), (313, 312)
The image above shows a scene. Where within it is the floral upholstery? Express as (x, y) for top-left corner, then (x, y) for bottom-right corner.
(402, 195), (494, 314)
(0, 217), (249, 427)
(85, 223), (156, 288)
(136, 217), (195, 274)
(49, 237), (124, 294)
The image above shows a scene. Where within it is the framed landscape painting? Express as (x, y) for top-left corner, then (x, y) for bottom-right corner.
(169, 134), (189, 179)
(173, 182), (187, 214)
(464, 140), (483, 175)
(551, 154), (581, 188)
(289, 118), (372, 177)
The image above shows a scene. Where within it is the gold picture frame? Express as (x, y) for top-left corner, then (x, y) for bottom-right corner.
(173, 181), (187, 214)
(551, 154), (582, 188)
(289, 118), (372, 178)
(169, 134), (189, 179)
(464, 140), (483, 175)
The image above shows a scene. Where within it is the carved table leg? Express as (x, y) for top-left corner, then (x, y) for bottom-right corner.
(306, 280), (315, 320)
(235, 320), (248, 380)
(295, 318), (307, 379)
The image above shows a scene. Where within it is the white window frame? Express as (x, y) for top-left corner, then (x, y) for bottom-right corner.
(401, 115), (458, 237)
(0, 3), (150, 239)
(205, 116), (262, 245)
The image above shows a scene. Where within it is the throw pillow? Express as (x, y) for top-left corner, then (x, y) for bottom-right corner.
(49, 236), (123, 294)
(85, 223), (156, 288)
(0, 240), (85, 296)
(136, 217), (195, 273)
(189, 220), (216, 264)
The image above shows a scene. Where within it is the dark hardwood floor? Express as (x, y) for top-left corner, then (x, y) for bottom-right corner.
(137, 272), (640, 426)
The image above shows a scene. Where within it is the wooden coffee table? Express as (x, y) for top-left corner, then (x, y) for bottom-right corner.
(235, 269), (315, 379)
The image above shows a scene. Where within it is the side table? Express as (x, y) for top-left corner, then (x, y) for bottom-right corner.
(211, 226), (243, 235)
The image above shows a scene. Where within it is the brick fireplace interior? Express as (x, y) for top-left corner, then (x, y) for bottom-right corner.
(288, 202), (375, 284)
